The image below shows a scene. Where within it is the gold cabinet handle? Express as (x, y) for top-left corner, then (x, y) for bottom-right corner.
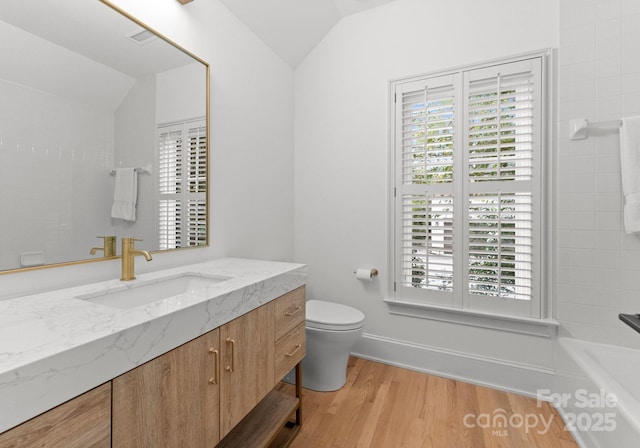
(285, 344), (302, 358)
(209, 347), (219, 385)
(285, 305), (302, 317)
(225, 337), (235, 372)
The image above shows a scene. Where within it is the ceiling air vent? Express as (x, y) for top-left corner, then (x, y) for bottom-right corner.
(126, 28), (157, 45)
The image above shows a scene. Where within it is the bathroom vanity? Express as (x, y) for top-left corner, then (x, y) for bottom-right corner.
(0, 258), (306, 447)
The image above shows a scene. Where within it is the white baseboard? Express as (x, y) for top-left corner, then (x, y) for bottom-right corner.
(352, 332), (555, 398)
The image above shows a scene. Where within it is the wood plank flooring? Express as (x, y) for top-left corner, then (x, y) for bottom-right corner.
(276, 357), (578, 448)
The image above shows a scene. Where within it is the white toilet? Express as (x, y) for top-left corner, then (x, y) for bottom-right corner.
(302, 300), (365, 392)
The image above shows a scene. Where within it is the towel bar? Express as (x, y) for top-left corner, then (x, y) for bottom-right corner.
(569, 117), (622, 140)
(109, 165), (152, 176)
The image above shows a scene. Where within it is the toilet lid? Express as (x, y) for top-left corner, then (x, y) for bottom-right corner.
(306, 300), (365, 331)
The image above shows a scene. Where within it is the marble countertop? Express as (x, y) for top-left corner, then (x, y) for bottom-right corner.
(0, 258), (306, 433)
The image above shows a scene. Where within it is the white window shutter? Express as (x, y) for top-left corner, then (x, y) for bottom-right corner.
(187, 199), (207, 246)
(157, 118), (207, 250)
(395, 74), (459, 306)
(187, 123), (207, 194)
(463, 58), (542, 318)
(466, 60), (537, 183)
(158, 126), (183, 195)
(159, 199), (182, 249)
(393, 54), (546, 319)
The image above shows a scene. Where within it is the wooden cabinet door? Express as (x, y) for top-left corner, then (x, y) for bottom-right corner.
(0, 383), (111, 448)
(112, 329), (220, 448)
(219, 302), (275, 438)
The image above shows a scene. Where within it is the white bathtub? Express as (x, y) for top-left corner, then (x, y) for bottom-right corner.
(554, 338), (640, 448)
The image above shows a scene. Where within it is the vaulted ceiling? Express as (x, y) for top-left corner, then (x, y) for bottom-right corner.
(218, 0), (399, 67)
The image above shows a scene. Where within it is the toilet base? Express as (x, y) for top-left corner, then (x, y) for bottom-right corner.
(300, 358), (348, 392)
(283, 325), (363, 392)
(282, 358), (349, 392)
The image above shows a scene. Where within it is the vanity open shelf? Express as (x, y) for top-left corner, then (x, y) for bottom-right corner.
(218, 377), (302, 448)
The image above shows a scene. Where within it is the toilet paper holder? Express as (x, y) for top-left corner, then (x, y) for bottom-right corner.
(353, 268), (379, 279)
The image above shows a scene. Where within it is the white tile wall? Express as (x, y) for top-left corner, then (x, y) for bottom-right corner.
(558, 0), (640, 347)
(0, 80), (114, 270)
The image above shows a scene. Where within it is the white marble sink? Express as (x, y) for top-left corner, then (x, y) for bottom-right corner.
(76, 272), (231, 309)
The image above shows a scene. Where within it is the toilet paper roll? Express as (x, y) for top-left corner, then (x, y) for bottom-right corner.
(356, 268), (374, 281)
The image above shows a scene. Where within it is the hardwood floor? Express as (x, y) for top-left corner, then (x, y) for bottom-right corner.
(276, 357), (578, 448)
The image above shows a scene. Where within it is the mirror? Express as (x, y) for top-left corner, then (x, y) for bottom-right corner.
(0, 0), (209, 272)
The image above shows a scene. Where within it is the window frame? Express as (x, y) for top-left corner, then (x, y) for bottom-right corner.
(387, 50), (557, 334)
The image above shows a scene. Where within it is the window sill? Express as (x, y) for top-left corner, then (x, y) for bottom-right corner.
(383, 298), (558, 338)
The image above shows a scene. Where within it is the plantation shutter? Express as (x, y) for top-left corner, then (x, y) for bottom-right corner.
(393, 55), (545, 319)
(158, 126), (183, 196)
(158, 118), (207, 250)
(159, 199), (182, 248)
(188, 199), (207, 246)
(187, 123), (207, 195)
(158, 123), (183, 249)
(185, 122), (207, 247)
(395, 74), (460, 306)
(463, 58), (541, 317)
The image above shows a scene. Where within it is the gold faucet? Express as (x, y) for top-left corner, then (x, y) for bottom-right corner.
(90, 236), (116, 257)
(121, 237), (152, 281)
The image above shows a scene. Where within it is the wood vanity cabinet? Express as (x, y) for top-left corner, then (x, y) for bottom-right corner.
(112, 286), (306, 448)
(112, 329), (220, 448)
(217, 286), (305, 448)
(0, 383), (111, 448)
(219, 301), (275, 437)
(0, 287), (305, 448)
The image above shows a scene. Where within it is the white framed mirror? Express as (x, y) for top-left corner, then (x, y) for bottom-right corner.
(0, 0), (209, 273)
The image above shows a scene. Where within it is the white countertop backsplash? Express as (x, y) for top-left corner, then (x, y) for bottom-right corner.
(0, 258), (306, 433)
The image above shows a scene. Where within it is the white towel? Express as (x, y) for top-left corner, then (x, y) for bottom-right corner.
(111, 168), (138, 221)
(621, 116), (640, 233)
